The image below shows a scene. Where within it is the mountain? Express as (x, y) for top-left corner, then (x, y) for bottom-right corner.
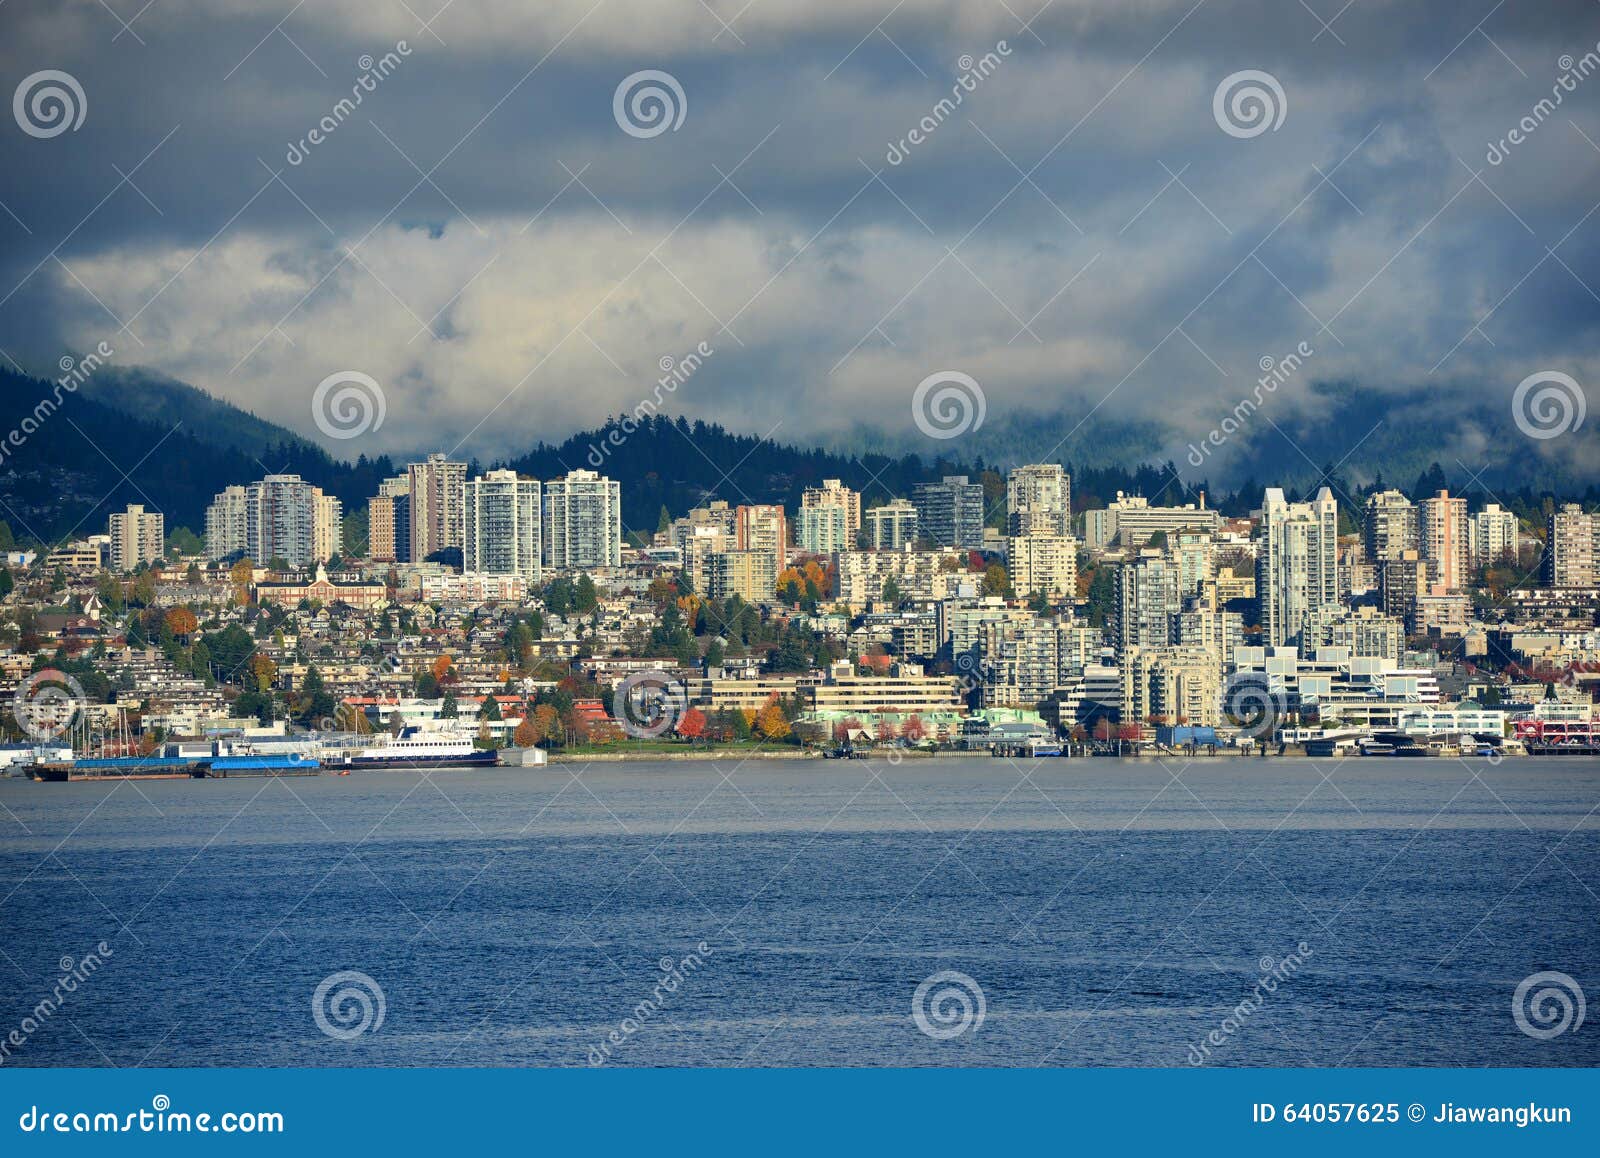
(76, 367), (325, 461)
(1, 367), (1593, 549)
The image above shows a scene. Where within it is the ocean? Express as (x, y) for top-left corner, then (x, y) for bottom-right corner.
(0, 757), (1595, 1067)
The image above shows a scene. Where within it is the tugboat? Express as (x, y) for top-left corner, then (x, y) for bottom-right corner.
(823, 741), (863, 760)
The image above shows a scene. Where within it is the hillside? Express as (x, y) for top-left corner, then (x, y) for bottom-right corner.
(2, 367), (1594, 547)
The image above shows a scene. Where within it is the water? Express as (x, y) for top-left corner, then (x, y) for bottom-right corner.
(1, 757), (1596, 1067)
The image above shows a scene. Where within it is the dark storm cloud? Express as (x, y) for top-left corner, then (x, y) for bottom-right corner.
(0, 0), (1596, 477)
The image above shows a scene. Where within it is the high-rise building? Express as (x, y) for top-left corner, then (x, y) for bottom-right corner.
(107, 504), (164, 571)
(734, 504), (789, 576)
(911, 475), (984, 549)
(1363, 489), (1418, 563)
(464, 470), (542, 581)
(704, 549), (777, 603)
(797, 505), (850, 555)
(800, 479), (860, 545)
(865, 500), (919, 550)
(1006, 464), (1071, 537)
(205, 486), (249, 562)
(407, 453), (467, 563)
(1545, 503), (1600, 588)
(313, 492), (343, 564)
(1255, 486), (1339, 648)
(1468, 504), (1518, 571)
(543, 469), (622, 571)
(1379, 549), (1428, 625)
(368, 475), (411, 563)
(205, 474), (332, 569)
(1113, 551), (1181, 655)
(1418, 489), (1467, 591)
(1007, 533), (1078, 602)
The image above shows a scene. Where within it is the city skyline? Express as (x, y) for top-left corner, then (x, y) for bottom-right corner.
(2, 0), (1597, 1093)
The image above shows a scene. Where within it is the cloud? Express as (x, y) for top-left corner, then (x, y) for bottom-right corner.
(3, 0), (1598, 481)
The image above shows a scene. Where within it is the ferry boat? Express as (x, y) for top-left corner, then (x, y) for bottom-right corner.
(327, 727), (497, 770)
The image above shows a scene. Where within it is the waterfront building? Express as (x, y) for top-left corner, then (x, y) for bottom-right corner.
(1175, 595), (1244, 671)
(543, 469), (622, 571)
(407, 453), (467, 563)
(981, 616), (1101, 707)
(1120, 645), (1222, 728)
(107, 504), (163, 571)
(1006, 464), (1071, 537)
(1419, 489), (1468, 590)
(1114, 550), (1181, 655)
(464, 470), (542, 581)
(1397, 703), (1507, 738)
(1301, 605), (1405, 663)
(1255, 486), (1338, 648)
(911, 476), (984, 549)
(865, 499), (919, 550)
(1231, 645), (1440, 729)
(804, 661), (965, 717)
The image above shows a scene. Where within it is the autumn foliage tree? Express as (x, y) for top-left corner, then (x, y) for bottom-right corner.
(513, 716), (538, 748)
(248, 653), (277, 693)
(754, 696), (790, 740)
(164, 607), (198, 638)
(676, 706), (707, 742)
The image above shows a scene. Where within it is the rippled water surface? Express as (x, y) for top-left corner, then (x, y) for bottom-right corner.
(1, 757), (1596, 1066)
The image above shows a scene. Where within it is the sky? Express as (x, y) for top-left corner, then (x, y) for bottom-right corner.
(1, 0), (1597, 479)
